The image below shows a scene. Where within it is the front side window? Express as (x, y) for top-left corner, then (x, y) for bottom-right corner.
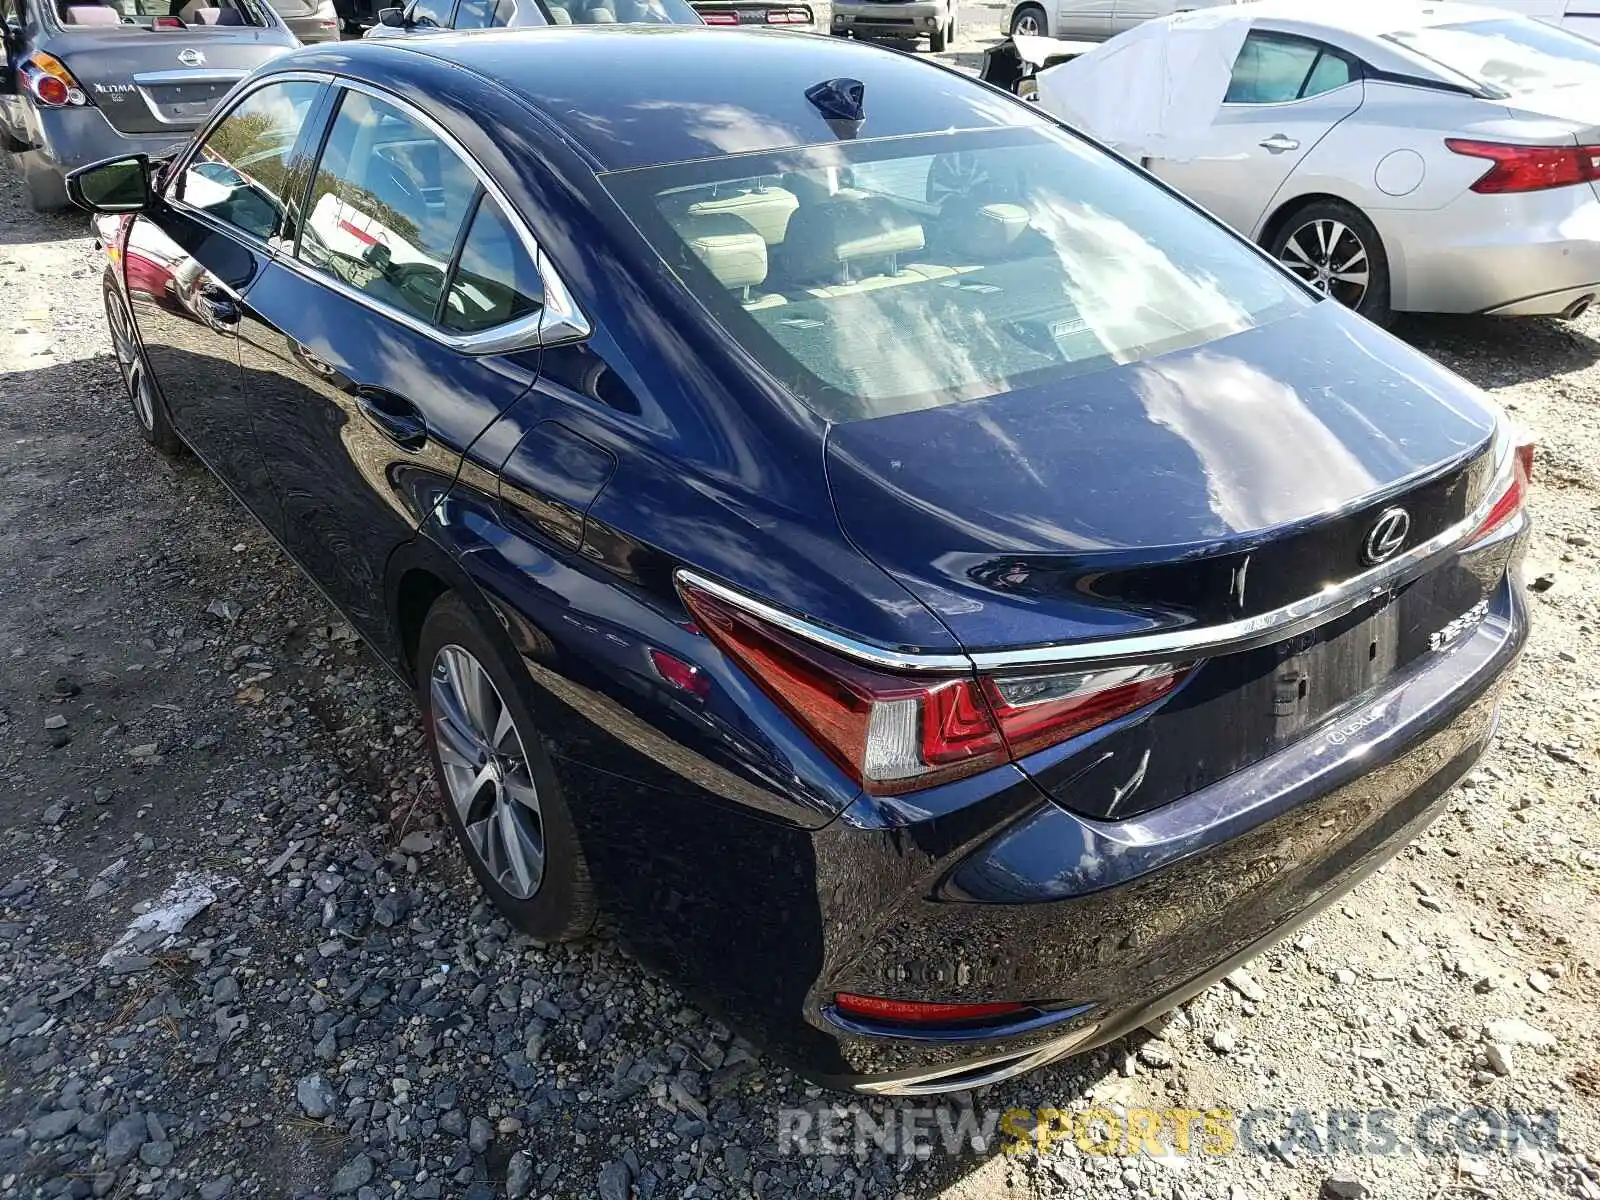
(604, 126), (1309, 422)
(1225, 34), (1350, 104)
(1387, 17), (1600, 98)
(406, 0), (449, 25)
(451, 0), (495, 27)
(178, 80), (322, 242)
(442, 194), (543, 333)
(298, 88), (480, 325)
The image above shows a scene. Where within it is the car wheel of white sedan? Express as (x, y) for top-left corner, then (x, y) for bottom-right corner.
(1268, 199), (1392, 328)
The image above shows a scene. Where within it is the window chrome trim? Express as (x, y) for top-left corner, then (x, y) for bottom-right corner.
(675, 436), (1517, 675)
(291, 76), (590, 353)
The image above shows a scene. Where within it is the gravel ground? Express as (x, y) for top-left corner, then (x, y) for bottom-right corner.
(2, 68), (1599, 1200)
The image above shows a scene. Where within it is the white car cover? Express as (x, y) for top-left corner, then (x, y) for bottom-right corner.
(1035, 8), (1251, 162)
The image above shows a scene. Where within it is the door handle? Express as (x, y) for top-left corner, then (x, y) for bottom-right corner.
(356, 390), (427, 452)
(193, 285), (240, 332)
(1259, 134), (1301, 154)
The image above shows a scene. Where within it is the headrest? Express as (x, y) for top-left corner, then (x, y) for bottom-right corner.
(64, 5), (121, 22)
(191, 6), (244, 21)
(685, 186), (798, 246)
(177, 1), (216, 20)
(583, 5), (616, 19)
(941, 201), (1029, 259)
(670, 211), (768, 291)
(546, 4), (573, 19)
(780, 198), (924, 284)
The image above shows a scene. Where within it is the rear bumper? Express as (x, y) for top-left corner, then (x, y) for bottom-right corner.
(832, 1), (945, 34)
(1379, 187), (1600, 316)
(804, 570), (1527, 1091)
(13, 104), (191, 187)
(281, 9), (341, 40)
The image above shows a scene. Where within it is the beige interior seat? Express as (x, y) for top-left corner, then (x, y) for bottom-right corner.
(684, 187), (798, 247)
(670, 211), (770, 299)
(63, 5), (121, 22)
(779, 197), (926, 289)
(937, 201), (1030, 259)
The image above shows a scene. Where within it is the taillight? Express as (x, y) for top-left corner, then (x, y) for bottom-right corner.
(1446, 137), (1600, 194)
(701, 10), (738, 22)
(680, 582), (1191, 795)
(834, 993), (1033, 1026)
(1466, 434), (1535, 545)
(765, 7), (808, 20)
(21, 52), (92, 109)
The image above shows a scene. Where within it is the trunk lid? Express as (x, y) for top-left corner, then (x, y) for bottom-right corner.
(825, 303), (1505, 818)
(51, 28), (291, 134)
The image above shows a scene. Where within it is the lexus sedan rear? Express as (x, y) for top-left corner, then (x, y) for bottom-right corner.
(69, 26), (1529, 1094)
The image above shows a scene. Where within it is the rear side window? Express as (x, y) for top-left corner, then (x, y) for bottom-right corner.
(442, 195), (543, 333)
(178, 80), (322, 243)
(405, 0), (449, 25)
(298, 88), (481, 325)
(56, 0), (268, 27)
(1387, 17), (1600, 97)
(1225, 34), (1352, 104)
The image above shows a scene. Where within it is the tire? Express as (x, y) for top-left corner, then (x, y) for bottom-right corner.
(1009, 2), (1045, 36)
(417, 591), (597, 943)
(929, 20), (947, 51)
(104, 281), (184, 456)
(1266, 198), (1393, 327)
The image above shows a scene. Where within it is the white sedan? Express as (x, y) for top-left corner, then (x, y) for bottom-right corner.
(1036, 0), (1600, 323)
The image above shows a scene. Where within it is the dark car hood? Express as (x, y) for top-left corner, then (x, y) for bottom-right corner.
(825, 304), (1501, 653)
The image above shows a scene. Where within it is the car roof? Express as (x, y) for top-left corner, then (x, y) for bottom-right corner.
(347, 27), (1040, 171)
(1226, 0), (1523, 38)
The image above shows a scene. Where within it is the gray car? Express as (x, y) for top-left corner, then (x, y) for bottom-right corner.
(264, 0), (338, 41)
(831, 0), (955, 51)
(0, 0), (295, 210)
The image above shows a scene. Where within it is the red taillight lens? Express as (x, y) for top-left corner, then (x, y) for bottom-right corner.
(1446, 138), (1600, 194)
(765, 8), (807, 20)
(680, 582), (1189, 795)
(649, 648), (710, 697)
(834, 993), (1033, 1025)
(702, 10), (738, 22)
(983, 663), (1192, 759)
(152, 14), (185, 26)
(1467, 437), (1535, 545)
(22, 53), (91, 109)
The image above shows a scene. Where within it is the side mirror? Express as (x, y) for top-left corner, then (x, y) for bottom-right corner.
(377, 6), (407, 26)
(66, 154), (153, 214)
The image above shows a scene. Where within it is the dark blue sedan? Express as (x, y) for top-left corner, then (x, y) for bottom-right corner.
(68, 26), (1530, 1094)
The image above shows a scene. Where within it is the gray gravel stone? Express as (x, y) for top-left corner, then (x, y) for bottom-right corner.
(297, 1072), (338, 1119)
(31, 1108), (83, 1141)
(505, 1150), (535, 1198)
(468, 1115), (493, 1153)
(598, 1160), (631, 1200)
(332, 1153), (375, 1194)
(103, 1113), (147, 1167)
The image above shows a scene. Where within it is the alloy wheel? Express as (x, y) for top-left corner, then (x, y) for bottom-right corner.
(430, 644), (546, 900)
(1012, 9), (1041, 34)
(106, 292), (155, 431)
(1277, 218), (1370, 310)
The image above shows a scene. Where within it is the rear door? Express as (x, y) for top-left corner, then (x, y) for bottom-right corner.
(241, 81), (545, 649)
(1149, 30), (1364, 236)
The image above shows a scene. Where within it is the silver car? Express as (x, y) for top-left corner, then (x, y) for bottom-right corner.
(831, 0), (956, 51)
(264, 0), (338, 40)
(1004, 0), (1235, 40)
(1037, 0), (1600, 323)
(0, 0), (295, 210)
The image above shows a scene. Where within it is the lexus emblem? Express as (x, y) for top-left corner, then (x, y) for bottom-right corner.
(1363, 507), (1411, 565)
(178, 47), (205, 66)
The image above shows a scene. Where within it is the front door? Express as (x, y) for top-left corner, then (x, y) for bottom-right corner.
(242, 83), (546, 654)
(1148, 32), (1364, 236)
(129, 76), (326, 523)
(1056, 0), (1113, 38)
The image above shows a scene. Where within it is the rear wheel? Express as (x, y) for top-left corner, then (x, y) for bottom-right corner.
(1010, 2), (1045, 36)
(104, 281), (183, 456)
(929, 20), (947, 51)
(417, 591), (597, 943)
(1267, 198), (1392, 327)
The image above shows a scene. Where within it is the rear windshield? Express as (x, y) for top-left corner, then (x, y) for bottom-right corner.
(541, 0), (698, 22)
(603, 126), (1308, 422)
(1386, 17), (1600, 97)
(55, 0), (268, 27)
